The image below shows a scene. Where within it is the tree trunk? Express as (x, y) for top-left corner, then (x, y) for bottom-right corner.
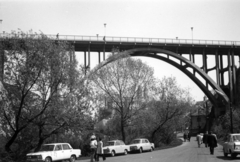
(121, 116), (126, 142)
(5, 130), (20, 153)
(35, 137), (45, 152)
(151, 129), (158, 142)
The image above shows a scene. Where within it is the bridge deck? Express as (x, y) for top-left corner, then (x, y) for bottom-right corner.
(1, 33), (240, 54)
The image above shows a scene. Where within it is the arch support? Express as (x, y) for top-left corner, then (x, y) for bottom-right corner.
(87, 48), (229, 117)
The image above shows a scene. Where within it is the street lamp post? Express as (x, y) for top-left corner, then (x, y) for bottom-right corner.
(104, 23), (107, 37)
(191, 27), (193, 44)
(0, 20), (2, 36)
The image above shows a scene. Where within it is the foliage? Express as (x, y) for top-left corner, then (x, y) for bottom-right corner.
(130, 76), (193, 145)
(213, 106), (240, 140)
(90, 56), (155, 142)
(0, 30), (93, 161)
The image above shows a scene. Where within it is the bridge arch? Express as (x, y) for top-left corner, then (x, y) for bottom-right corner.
(87, 47), (229, 116)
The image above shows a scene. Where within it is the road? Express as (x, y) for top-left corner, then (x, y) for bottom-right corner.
(77, 137), (240, 162)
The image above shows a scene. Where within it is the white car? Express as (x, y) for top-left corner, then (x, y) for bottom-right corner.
(103, 140), (129, 156)
(26, 143), (81, 162)
(128, 138), (154, 153)
(223, 134), (240, 158)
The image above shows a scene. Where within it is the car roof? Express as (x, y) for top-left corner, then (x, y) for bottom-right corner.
(44, 143), (69, 145)
(107, 140), (123, 142)
(230, 134), (240, 136)
(133, 138), (147, 140)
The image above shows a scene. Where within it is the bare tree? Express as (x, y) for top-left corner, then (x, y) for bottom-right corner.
(140, 76), (193, 142)
(90, 57), (155, 142)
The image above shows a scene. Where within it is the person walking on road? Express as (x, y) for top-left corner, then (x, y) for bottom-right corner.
(183, 132), (187, 142)
(90, 134), (98, 162)
(96, 137), (106, 161)
(202, 131), (208, 147)
(188, 132), (191, 141)
(196, 133), (202, 148)
(207, 131), (217, 155)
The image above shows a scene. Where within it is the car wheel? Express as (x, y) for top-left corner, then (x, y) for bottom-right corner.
(139, 148), (143, 153)
(70, 155), (76, 162)
(223, 149), (228, 157)
(45, 157), (52, 162)
(124, 149), (128, 155)
(111, 150), (115, 157)
(231, 152), (237, 159)
(150, 147), (153, 152)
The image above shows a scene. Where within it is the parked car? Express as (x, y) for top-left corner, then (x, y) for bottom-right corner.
(223, 134), (240, 158)
(103, 140), (129, 156)
(128, 138), (154, 153)
(26, 143), (81, 162)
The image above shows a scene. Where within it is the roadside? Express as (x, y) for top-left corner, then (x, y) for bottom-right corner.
(77, 132), (184, 160)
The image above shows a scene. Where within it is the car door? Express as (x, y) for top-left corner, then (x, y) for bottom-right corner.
(62, 144), (71, 159)
(145, 139), (151, 150)
(140, 139), (145, 151)
(54, 144), (64, 161)
(119, 140), (125, 153)
(115, 141), (121, 154)
(229, 135), (234, 151)
(225, 135), (232, 153)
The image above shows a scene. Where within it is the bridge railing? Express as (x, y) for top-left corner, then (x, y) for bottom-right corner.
(1, 32), (240, 46)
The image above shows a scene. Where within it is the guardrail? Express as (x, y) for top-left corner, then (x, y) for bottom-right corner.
(1, 32), (240, 46)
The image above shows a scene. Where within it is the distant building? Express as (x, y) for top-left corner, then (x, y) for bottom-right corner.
(190, 100), (211, 135)
(190, 113), (206, 135)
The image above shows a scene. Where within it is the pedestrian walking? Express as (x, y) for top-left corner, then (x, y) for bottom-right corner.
(196, 133), (202, 147)
(188, 132), (191, 141)
(207, 131), (217, 155)
(96, 137), (106, 161)
(202, 131), (208, 147)
(90, 134), (97, 162)
(183, 132), (187, 142)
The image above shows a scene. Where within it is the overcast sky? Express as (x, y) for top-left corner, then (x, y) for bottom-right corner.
(1, 0), (240, 101)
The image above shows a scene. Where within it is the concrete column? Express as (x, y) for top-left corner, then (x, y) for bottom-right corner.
(231, 50), (237, 102)
(98, 51), (101, 64)
(215, 49), (220, 85)
(84, 51), (86, 75)
(103, 44), (106, 60)
(220, 55), (224, 86)
(228, 49), (233, 102)
(202, 49), (208, 89)
(88, 45), (90, 69)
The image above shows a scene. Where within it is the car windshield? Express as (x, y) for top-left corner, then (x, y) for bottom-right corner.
(107, 142), (115, 146)
(233, 135), (240, 142)
(131, 139), (141, 144)
(39, 145), (55, 151)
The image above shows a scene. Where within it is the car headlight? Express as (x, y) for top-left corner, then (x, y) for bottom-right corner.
(104, 148), (110, 153)
(36, 155), (42, 159)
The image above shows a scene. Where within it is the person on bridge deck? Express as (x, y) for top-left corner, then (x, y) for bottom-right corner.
(207, 131), (217, 155)
(202, 131), (208, 147)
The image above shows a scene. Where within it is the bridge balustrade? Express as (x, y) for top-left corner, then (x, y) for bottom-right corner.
(1, 33), (240, 46)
